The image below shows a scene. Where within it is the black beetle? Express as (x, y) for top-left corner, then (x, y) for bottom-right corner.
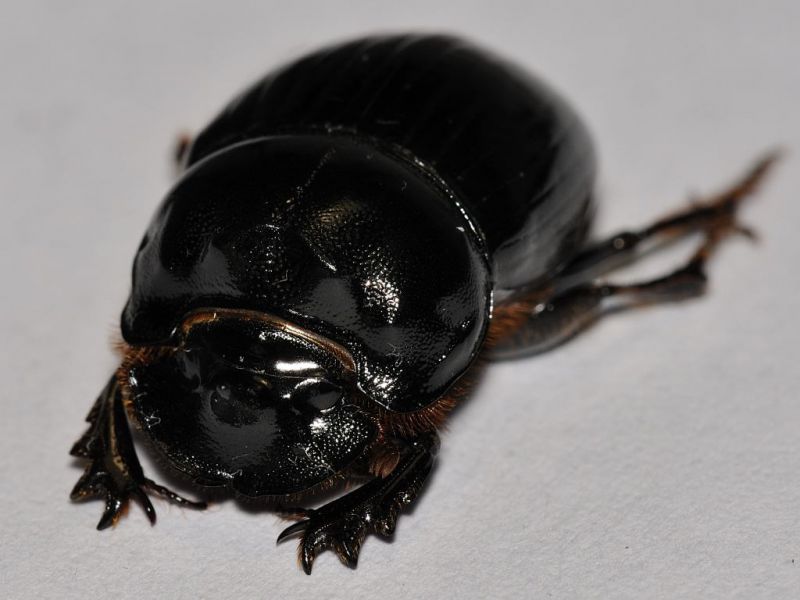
(70, 34), (776, 573)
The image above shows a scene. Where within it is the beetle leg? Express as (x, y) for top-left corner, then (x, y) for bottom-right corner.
(553, 151), (779, 291)
(173, 132), (192, 175)
(70, 375), (206, 529)
(488, 184), (760, 360)
(277, 433), (438, 574)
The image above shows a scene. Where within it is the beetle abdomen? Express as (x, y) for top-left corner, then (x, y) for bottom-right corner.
(188, 34), (595, 289)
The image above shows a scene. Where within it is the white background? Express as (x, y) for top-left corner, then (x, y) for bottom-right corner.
(2, 2), (799, 598)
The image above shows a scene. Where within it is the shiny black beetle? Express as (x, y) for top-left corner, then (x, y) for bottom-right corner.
(71, 34), (776, 573)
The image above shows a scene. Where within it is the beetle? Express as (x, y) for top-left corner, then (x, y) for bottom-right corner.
(70, 34), (776, 573)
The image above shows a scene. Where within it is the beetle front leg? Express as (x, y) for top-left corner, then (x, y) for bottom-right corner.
(277, 433), (439, 574)
(70, 375), (206, 529)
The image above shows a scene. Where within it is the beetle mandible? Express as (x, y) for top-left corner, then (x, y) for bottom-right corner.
(70, 34), (776, 573)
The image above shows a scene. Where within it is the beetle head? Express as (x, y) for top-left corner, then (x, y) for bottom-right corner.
(124, 310), (377, 497)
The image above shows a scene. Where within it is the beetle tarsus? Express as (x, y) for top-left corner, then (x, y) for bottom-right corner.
(277, 433), (438, 574)
(70, 376), (206, 528)
(71, 455), (158, 530)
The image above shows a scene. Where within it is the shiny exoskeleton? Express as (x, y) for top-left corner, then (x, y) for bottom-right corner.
(70, 34), (776, 573)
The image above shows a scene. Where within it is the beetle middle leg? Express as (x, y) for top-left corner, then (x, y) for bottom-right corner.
(277, 433), (439, 574)
(70, 375), (206, 529)
(488, 152), (780, 359)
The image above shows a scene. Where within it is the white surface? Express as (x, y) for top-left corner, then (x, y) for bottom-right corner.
(2, 2), (799, 598)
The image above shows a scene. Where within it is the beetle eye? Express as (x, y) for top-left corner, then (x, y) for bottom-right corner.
(294, 380), (343, 413)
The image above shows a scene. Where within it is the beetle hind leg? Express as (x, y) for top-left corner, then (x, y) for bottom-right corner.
(70, 376), (206, 529)
(488, 151), (780, 359)
(277, 433), (438, 574)
(555, 150), (780, 289)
